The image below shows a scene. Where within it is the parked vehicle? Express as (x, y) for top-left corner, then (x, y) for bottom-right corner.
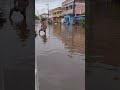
(48, 19), (53, 25)
(74, 15), (85, 25)
(64, 15), (73, 25)
(64, 14), (85, 25)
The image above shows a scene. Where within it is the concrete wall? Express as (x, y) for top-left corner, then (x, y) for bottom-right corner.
(75, 2), (85, 15)
(62, 0), (85, 15)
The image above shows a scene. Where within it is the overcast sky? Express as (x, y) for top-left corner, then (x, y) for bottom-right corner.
(35, 0), (65, 15)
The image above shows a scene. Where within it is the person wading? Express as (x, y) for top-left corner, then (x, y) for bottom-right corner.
(39, 21), (47, 34)
(9, 0), (29, 20)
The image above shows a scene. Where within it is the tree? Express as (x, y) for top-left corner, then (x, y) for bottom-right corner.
(35, 15), (40, 20)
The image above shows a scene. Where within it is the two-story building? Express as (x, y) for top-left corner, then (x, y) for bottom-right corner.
(62, 0), (85, 16)
(62, 0), (85, 24)
(51, 7), (63, 23)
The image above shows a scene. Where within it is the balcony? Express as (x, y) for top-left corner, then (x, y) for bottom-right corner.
(62, 9), (73, 15)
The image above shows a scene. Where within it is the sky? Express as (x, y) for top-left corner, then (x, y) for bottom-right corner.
(35, 0), (65, 15)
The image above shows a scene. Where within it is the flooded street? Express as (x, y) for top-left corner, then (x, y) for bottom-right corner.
(0, 0), (34, 90)
(35, 22), (85, 90)
(0, 0), (34, 63)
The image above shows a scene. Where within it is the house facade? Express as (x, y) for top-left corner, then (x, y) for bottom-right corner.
(51, 7), (63, 23)
(62, 0), (85, 16)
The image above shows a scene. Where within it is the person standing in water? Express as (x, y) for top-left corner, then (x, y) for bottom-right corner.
(9, 0), (29, 20)
(39, 21), (47, 34)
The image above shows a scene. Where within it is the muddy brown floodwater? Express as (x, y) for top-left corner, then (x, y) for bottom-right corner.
(35, 22), (85, 90)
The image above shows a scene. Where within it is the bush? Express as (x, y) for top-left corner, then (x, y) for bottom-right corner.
(35, 15), (40, 20)
(80, 19), (85, 27)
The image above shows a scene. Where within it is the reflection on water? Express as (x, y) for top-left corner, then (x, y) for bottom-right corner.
(0, 18), (34, 90)
(35, 25), (85, 60)
(39, 33), (47, 44)
(35, 22), (85, 90)
(13, 19), (30, 41)
(53, 24), (85, 55)
(13, 19), (30, 46)
(0, 4), (34, 61)
(36, 23), (85, 55)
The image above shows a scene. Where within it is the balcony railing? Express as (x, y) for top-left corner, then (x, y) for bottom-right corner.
(62, 9), (73, 15)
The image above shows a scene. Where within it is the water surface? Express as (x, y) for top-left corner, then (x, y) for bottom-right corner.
(35, 22), (85, 90)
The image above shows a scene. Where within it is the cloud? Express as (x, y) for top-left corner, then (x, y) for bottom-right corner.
(35, 0), (65, 15)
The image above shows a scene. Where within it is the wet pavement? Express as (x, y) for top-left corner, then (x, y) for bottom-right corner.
(35, 22), (85, 90)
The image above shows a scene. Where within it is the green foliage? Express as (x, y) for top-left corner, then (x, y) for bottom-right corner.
(35, 15), (40, 20)
(80, 19), (85, 27)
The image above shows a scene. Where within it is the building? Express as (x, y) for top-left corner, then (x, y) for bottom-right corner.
(62, 0), (85, 24)
(62, 0), (85, 16)
(51, 7), (63, 23)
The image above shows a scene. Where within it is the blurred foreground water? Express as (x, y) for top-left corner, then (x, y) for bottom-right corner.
(35, 22), (85, 90)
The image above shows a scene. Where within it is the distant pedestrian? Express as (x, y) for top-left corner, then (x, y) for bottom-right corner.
(39, 21), (47, 34)
(9, 0), (29, 20)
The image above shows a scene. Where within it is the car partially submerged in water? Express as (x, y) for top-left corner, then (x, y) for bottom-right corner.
(0, 8), (6, 26)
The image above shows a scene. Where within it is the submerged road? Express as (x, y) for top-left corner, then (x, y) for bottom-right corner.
(35, 23), (85, 90)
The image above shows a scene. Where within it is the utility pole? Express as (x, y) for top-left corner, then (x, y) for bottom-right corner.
(46, 4), (50, 36)
(46, 4), (49, 19)
(73, 0), (76, 17)
(73, 0), (76, 24)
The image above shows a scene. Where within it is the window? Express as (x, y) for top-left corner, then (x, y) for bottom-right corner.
(69, 5), (73, 9)
(64, 7), (66, 10)
(60, 11), (62, 14)
(66, 7), (68, 10)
